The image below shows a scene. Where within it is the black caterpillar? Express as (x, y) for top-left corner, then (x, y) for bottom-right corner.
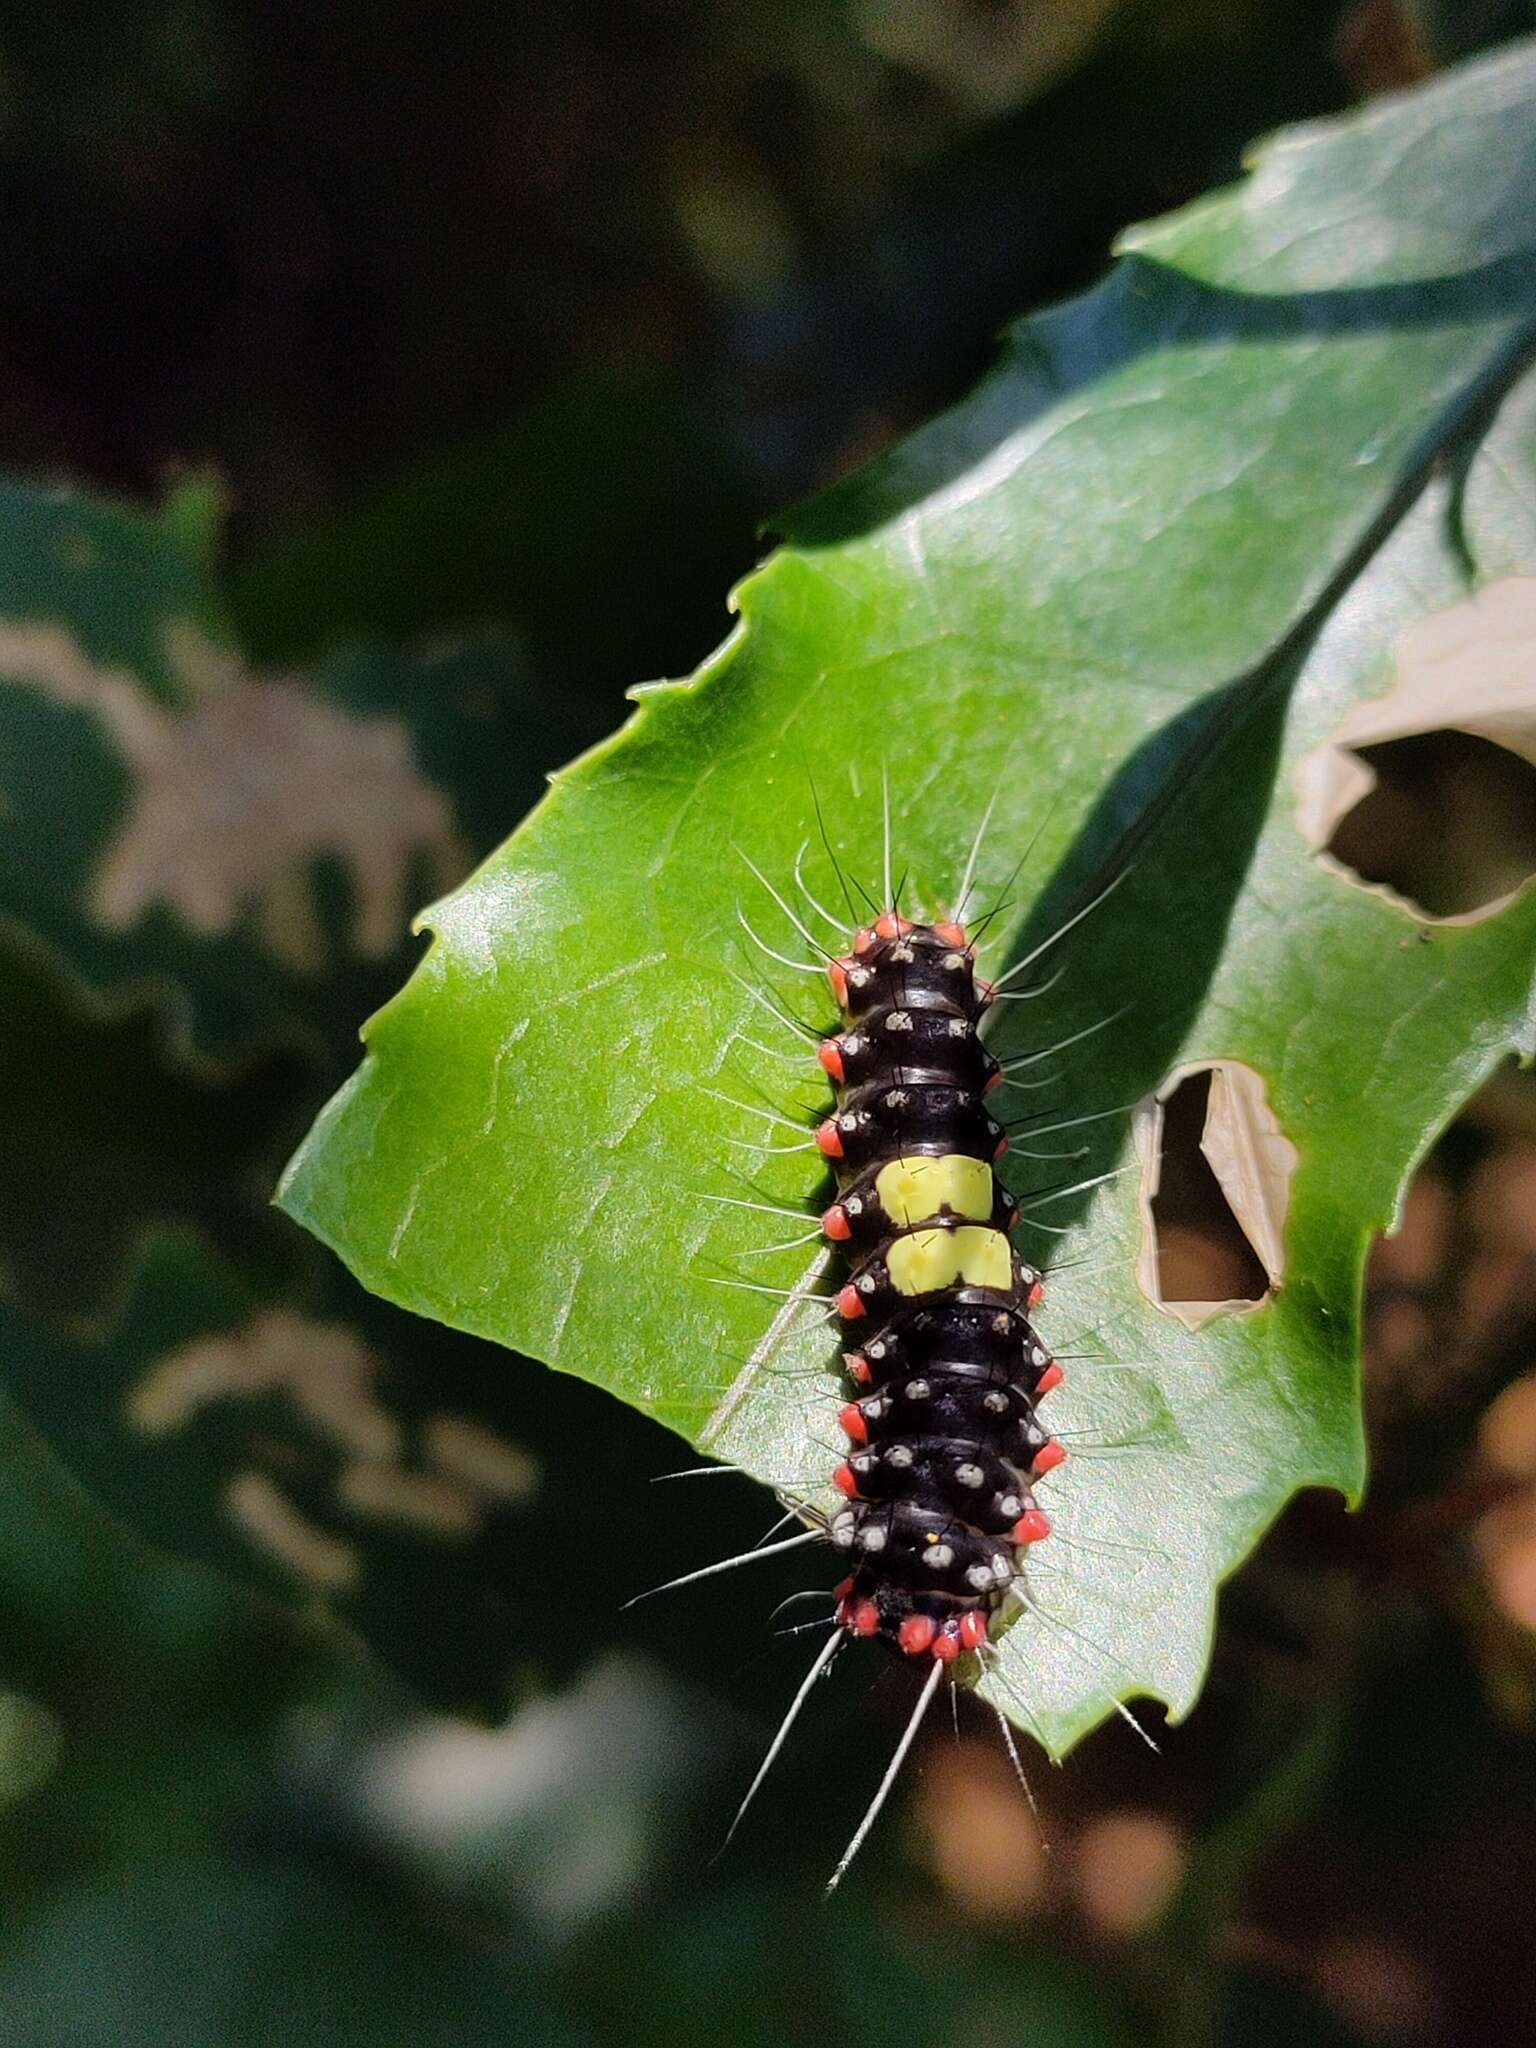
(681, 831), (1101, 1890)
(815, 906), (1064, 1667)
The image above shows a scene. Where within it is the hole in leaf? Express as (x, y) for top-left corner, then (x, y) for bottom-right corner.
(1149, 1074), (1270, 1307)
(1295, 578), (1536, 924)
(1134, 1062), (1297, 1329)
(1322, 730), (1536, 919)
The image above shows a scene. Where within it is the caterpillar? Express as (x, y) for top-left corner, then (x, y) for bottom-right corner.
(638, 792), (1129, 1889)
(815, 909), (1060, 1665)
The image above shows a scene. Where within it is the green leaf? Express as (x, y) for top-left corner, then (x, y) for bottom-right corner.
(0, 930), (303, 1323)
(0, 1854), (587, 2048)
(0, 1222), (625, 1714)
(280, 41), (1536, 1750)
(0, 1691), (60, 1813)
(0, 477), (602, 1062)
(0, 931), (665, 1714)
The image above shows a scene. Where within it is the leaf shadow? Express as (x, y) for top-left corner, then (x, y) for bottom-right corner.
(992, 667), (1292, 1254)
(950, 254), (1536, 1249)
(784, 250), (1536, 550)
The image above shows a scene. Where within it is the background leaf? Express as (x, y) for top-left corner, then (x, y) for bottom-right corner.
(0, 478), (607, 1064)
(0, 923), (704, 1714)
(0, 474), (651, 1711)
(0, 1694), (60, 1815)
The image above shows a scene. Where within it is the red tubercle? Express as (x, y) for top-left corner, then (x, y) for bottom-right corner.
(833, 1577), (854, 1602)
(832, 1462), (860, 1499)
(851, 927), (875, 955)
(898, 1614), (937, 1656)
(1011, 1510), (1051, 1545)
(994, 1134), (1009, 1160)
(1035, 1361), (1063, 1395)
(957, 1612), (987, 1651)
(933, 920), (968, 948)
(850, 1598), (880, 1636)
(822, 1203), (852, 1243)
(817, 1039), (846, 1084)
(845, 1352), (872, 1385)
(873, 911), (912, 941)
(838, 1401), (868, 1444)
(975, 978), (996, 1008)
(1032, 1440), (1066, 1476)
(984, 1069), (1002, 1093)
(836, 1283), (866, 1321)
(815, 1118), (844, 1160)
(1027, 1279), (1044, 1310)
(827, 960), (850, 1006)
(932, 1630), (961, 1664)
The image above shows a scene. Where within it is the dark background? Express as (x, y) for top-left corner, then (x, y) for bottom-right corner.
(3, 3), (1536, 2045)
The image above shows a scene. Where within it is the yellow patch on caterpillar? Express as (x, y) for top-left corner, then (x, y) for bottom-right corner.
(887, 1225), (1012, 1296)
(875, 1154), (993, 1228)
